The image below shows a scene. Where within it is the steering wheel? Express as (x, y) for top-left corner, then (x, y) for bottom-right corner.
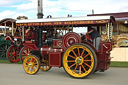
(85, 35), (92, 41)
(81, 33), (93, 42)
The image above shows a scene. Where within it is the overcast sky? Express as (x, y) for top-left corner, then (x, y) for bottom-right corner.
(0, 0), (128, 20)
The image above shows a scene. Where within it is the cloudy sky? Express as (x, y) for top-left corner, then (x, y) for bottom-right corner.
(0, 0), (128, 20)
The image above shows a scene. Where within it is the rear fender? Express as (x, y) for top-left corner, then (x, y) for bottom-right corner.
(81, 41), (97, 52)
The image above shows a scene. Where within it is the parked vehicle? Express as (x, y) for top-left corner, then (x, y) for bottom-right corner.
(0, 18), (16, 60)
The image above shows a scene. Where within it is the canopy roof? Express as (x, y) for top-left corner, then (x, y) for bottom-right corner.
(16, 16), (115, 27)
(0, 18), (16, 27)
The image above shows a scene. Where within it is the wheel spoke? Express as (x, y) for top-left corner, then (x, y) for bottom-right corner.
(84, 63), (91, 69)
(68, 55), (76, 59)
(9, 50), (13, 53)
(79, 66), (81, 74)
(69, 63), (76, 68)
(31, 68), (33, 72)
(12, 48), (16, 52)
(10, 56), (15, 60)
(83, 52), (91, 59)
(16, 55), (19, 60)
(66, 60), (75, 62)
(74, 65), (78, 72)
(81, 65), (87, 72)
(33, 63), (37, 66)
(27, 67), (30, 71)
(34, 65), (37, 68)
(77, 48), (80, 56)
(27, 48), (30, 53)
(23, 50), (27, 54)
(0, 49), (3, 51)
(22, 54), (26, 56)
(22, 56), (26, 60)
(9, 53), (13, 55)
(1, 53), (5, 57)
(14, 56), (17, 60)
(84, 60), (93, 62)
(28, 49), (32, 53)
(72, 50), (77, 57)
(81, 49), (85, 57)
(1, 46), (4, 50)
(27, 48), (31, 54)
(5, 45), (8, 50)
(32, 67), (35, 71)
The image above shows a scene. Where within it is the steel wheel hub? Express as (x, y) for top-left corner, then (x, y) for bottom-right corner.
(28, 62), (34, 67)
(75, 56), (83, 65)
(12, 52), (16, 56)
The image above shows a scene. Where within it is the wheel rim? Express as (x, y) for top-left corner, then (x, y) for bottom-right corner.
(23, 55), (40, 74)
(63, 44), (95, 78)
(7, 45), (20, 62)
(40, 57), (51, 71)
(0, 44), (10, 59)
(20, 46), (33, 62)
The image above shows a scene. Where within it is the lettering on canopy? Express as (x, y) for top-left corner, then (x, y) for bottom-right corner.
(16, 20), (109, 26)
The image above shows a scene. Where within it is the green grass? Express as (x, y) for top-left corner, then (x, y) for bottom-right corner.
(110, 62), (128, 67)
(0, 60), (22, 64)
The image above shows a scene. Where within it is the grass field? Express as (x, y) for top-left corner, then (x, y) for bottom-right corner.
(0, 60), (128, 67)
(110, 62), (128, 67)
(0, 60), (22, 64)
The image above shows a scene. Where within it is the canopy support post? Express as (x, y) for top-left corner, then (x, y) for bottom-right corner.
(4, 23), (6, 36)
(38, 26), (43, 49)
(12, 22), (14, 36)
(22, 26), (25, 42)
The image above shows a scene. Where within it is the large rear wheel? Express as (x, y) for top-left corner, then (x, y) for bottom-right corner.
(63, 44), (97, 78)
(0, 44), (11, 59)
(23, 55), (40, 75)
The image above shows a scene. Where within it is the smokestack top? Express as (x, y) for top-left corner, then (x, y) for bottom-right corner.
(37, 0), (43, 19)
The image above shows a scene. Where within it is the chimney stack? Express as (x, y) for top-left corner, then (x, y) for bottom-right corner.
(37, 0), (43, 19)
(92, 9), (94, 15)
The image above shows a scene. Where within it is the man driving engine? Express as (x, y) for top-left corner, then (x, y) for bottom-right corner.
(86, 26), (101, 51)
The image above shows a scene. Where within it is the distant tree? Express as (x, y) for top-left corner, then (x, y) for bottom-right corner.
(17, 16), (28, 20)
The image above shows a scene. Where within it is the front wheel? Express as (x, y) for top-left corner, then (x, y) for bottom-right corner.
(63, 43), (97, 78)
(23, 55), (40, 75)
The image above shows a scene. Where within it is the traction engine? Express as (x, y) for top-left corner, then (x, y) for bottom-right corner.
(15, 16), (115, 78)
(23, 28), (113, 78)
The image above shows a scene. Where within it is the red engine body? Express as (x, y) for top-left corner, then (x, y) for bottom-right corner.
(24, 32), (112, 72)
(96, 42), (112, 71)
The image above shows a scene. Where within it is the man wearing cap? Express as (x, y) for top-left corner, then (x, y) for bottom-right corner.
(86, 26), (101, 51)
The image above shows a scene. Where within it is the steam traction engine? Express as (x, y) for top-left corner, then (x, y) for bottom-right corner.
(0, 18), (22, 60)
(16, 16), (115, 78)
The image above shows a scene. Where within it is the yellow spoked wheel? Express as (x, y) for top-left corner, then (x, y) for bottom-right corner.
(23, 55), (40, 75)
(63, 44), (97, 78)
(40, 57), (52, 71)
